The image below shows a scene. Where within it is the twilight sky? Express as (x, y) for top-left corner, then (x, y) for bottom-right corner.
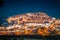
(0, 0), (60, 25)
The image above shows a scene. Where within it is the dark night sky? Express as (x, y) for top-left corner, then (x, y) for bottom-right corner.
(0, 0), (60, 25)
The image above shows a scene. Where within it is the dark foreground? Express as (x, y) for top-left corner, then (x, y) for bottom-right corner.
(0, 35), (60, 40)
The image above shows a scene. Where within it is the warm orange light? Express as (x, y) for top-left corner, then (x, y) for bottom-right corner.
(0, 12), (60, 36)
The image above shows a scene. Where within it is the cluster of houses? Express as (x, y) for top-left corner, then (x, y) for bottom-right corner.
(0, 12), (60, 36)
